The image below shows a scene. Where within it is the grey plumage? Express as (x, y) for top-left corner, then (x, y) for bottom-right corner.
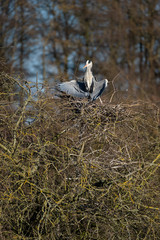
(90, 78), (108, 101)
(57, 80), (89, 99)
(57, 60), (108, 102)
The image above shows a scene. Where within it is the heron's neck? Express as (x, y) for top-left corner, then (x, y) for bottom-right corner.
(84, 68), (94, 91)
(86, 68), (92, 79)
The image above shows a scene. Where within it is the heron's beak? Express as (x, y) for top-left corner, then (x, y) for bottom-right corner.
(83, 64), (88, 69)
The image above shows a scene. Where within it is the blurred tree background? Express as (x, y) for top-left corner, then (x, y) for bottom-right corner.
(0, 0), (160, 99)
(1, 1), (160, 240)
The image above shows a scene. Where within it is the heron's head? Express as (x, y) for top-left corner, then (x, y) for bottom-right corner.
(83, 60), (93, 69)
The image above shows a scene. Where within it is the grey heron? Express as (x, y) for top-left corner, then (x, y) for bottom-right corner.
(57, 60), (108, 102)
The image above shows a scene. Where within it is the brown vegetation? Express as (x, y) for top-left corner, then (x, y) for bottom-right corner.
(0, 73), (160, 239)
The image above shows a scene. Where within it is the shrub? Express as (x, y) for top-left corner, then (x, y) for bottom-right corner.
(0, 73), (160, 239)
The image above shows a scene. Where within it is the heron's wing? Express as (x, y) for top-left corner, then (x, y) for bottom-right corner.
(90, 79), (108, 101)
(57, 80), (89, 98)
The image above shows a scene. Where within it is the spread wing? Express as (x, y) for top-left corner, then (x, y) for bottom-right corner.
(90, 79), (108, 101)
(57, 80), (89, 98)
